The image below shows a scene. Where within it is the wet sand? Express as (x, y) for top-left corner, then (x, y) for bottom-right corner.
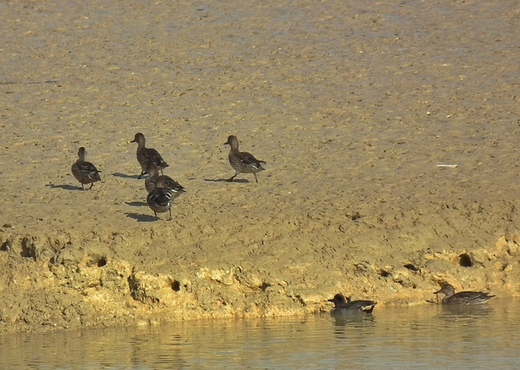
(1, 0), (520, 332)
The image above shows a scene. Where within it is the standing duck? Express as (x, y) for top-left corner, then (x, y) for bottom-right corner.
(131, 133), (169, 179)
(328, 293), (377, 314)
(144, 164), (186, 200)
(434, 284), (495, 305)
(71, 147), (101, 190)
(224, 135), (266, 183)
(146, 178), (174, 220)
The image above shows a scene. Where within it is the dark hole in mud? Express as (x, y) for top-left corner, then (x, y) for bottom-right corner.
(379, 270), (390, 278)
(260, 282), (271, 291)
(403, 263), (419, 272)
(171, 280), (181, 292)
(97, 258), (107, 267)
(459, 253), (473, 267)
(1, 240), (11, 252)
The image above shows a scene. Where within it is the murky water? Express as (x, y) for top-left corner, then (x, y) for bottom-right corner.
(1, 300), (519, 369)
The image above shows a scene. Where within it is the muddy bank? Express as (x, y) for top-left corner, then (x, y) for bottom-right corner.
(1, 0), (520, 333)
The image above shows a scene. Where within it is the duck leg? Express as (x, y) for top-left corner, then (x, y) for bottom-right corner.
(227, 172), (238, 182)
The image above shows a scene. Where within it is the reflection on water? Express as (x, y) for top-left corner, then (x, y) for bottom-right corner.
(1, 300), (520, 369)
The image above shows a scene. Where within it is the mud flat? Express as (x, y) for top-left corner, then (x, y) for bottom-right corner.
(1, 0), (519, 332)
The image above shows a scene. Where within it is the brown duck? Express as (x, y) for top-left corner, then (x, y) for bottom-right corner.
(71, 147), (101, 190)
(146, 177), (175, 220)
(328, 293), (377, 314)
(434, 284), (495, 305)
(131, 133), (169, 179)
(224, 135), (266, 183)
(144, 164), (186, 200)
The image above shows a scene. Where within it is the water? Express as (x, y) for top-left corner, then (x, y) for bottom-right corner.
(1, 301), (520, 369)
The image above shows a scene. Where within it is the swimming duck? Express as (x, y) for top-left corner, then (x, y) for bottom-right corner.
(71, 147), (101, 190)
(434, 284), (495, 305)
(144, 165), (186, 199)
(131, 133), (169, 179)
(328, 293), (377, 314)
(224, 135), (266, 183)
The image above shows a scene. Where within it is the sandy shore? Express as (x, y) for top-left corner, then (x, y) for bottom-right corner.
(1, 0), (520, 333)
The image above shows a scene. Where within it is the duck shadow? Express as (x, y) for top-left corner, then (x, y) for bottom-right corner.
(440, 305), (493, 317)
(125, 201), (147, 207)
(46, 183), (83, 191)
(125, 213), (157, 222)
(204, 178), (249, 183)
(330, 313), (376, 327)
(113, 172), (142, 180)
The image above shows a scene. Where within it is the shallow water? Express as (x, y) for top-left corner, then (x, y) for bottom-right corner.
(1, 300), (519, 369)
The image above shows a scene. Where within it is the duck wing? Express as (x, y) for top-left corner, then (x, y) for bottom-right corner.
(140, 148), (169, 168)
(238, 152), (265, 169)
(346, 300), (377, 313)
(73, 161), (101, 181)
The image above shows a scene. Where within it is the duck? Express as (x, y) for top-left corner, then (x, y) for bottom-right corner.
(146, 183), (174, 220)
(144, 164), (186, 199)
(328, 293), (377, 314)
(224, 135), (266, 183)
(131, 133), (169, 179)
(71, 147), (101, 190)
(434, 284), (495, 305)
